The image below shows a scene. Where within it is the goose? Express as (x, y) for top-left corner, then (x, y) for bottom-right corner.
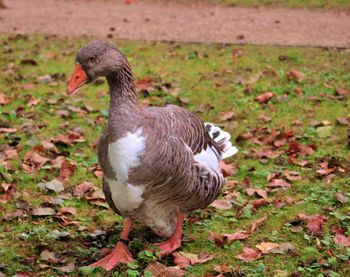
(66, 40), (238, 271)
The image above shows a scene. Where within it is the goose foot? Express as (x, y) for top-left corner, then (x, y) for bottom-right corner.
(152, 210), (185, 257)
(90, 218), (133, 271)
(91, 242), (133, 271)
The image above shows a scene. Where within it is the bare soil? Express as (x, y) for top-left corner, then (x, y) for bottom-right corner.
(0, 0), (349, 48)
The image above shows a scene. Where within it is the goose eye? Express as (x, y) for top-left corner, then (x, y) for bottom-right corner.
(88, 56), (96, 62)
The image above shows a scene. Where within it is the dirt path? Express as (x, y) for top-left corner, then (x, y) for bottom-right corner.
(0, 0), (349, 48)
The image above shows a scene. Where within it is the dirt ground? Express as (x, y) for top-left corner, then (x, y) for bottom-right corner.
(0, 0), (349, 48)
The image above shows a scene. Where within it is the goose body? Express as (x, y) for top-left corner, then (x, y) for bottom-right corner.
(67, 40), (238, 270)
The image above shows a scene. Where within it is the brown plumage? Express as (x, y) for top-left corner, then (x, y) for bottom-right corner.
(67, 40), (238, 270)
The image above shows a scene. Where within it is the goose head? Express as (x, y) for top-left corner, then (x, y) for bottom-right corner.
(67, 40), (126, 95)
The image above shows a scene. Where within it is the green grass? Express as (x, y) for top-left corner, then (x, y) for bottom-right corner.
(164, 0), (350, 9)
(0, 34), (350, 276)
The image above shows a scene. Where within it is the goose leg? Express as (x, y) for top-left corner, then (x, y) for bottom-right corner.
(152, 210), (185, 257)
(91, 218), (133, 271)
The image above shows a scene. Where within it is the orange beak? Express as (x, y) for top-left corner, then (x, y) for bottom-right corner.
(66, 63), (89, 95)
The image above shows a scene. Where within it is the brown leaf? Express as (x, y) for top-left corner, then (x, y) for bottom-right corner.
(254, 92), (274, 103)
(283, 170), (301, 182)
(59, 160), (76, 181)
(250, 216), (267, 233)
(335, 192), (348, 204)
(145, 262), (185, 277)
(52, 131), (85, 146)
(22, 151), (50, 172)
(213, 264), (233, 274)
(251, 198), (268, 208)
(335, 88), (350, 96)
(235, 247), (261, 261)
(3, 209), (25, 220)
(0, 127), (17, 133)
(253, 148), (282, 159)
(220, 161), (237, 177)
(41, 140), (58, 153)
(268, 179), (291, 188)
(218, 111), (236, 121)
(298, 214), (327, 235)
(288, 157), (311, 167)
(246, 188), (268, 200)
(210, 199), (232, 210)
(52, 262), (76, 273)
(258, 115), (272, 123)
(333, 233), (350, 247)
(268, 242), (296, 254)
(290, 225), (303, 233)
(94, 170), (104, 178)
(144, 262), (167, 276)
(57, 207), (77, 216)
(4, 149), (18, 160)
(40, 249), (59, 263)
(59, 217), (80, 227)
(255, 242), (280, 254)
(50, 156), (66, 169)
(287, 141), (315, 157)
(38, 179), (64, 193)
(208, 231), (226, 247)
(336, 117), (349, 126)
(32, 207), (56, 216)
(73, 182), (95, 197)
(0, 92), (11, 105)
(273, 196), (294, 208)
(173, 252), (213, 268)
(224, 230), (250, 241)
(287, 70), (305, 82)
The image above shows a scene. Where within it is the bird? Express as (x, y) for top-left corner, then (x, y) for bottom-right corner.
(66, 40), (238, 271)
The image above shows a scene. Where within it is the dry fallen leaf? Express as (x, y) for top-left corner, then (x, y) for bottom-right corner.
(255, 242), (280, 254)
(32, 207), (56, 216)
(246, 188), (268, 201)
(0, 92), (11, 105)
(287, 70), (305, 82)
(224, 230), (250, 241)
(22, 150), (50, 172)
(208, 231), (226, 247)
(218, 111), (236, 121)
(59, 160), (77, 181)
(40, 249), (59, 263)
(38, 179), (64, 193)
(269, 242), (296, 254)
(0, 127), (17, 133)
(173, 252), (213, 268)
(220, 161), (237, 177)
(250, 216), (267, 233)
(73, 181), (95, 197)
(57, 207), (77, 216)
(210, 199), (232, 210)
(334, 192), (348, 204)
(235, 247), (261, 261)
(254, 92), (274, 103)
(145, 262), (185, 277)
(298, 214), (327, 235)
(268, 179), (291, 188)
(333, 233), (350, 247)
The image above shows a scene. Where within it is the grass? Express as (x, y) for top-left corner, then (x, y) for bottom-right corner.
(0, 34), (350, 276)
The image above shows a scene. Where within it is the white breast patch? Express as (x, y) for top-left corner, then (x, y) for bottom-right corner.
(107, 128), (146, 213)
(108, 128), (146, 182)
(107, 178), (144, 213)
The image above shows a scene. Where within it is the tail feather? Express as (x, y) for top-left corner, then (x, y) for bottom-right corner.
(205, 122), (238, 159)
